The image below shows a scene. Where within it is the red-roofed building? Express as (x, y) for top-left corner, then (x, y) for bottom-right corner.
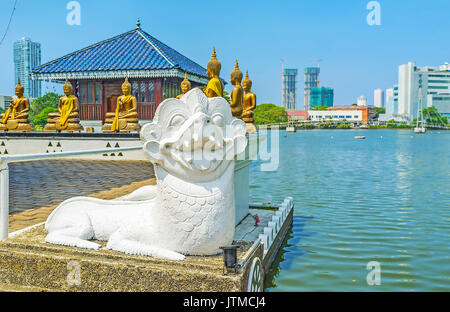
(286, 110), (308, 122)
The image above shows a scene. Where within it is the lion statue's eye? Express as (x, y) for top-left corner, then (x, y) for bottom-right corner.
(169, 114), (186, 127)
(212, 114), (224, 127)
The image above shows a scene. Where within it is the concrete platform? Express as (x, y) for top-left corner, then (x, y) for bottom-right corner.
(0, 201), (293, 292)
(0, 224), (260, 292)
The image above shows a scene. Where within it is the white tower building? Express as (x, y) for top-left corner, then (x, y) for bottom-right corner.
(357, 95), (367, 107)
(385, 88), (395, 114)
(374, 88), (384, 108)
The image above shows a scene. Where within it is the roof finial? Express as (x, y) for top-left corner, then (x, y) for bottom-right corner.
(136, 18), (141, 29)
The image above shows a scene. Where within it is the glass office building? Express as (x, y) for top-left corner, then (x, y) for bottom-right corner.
(14, 37), (41, 98)
(304, 67), (320, 110)
(282, 68), (298, 110)
(309, 87), (334, 108)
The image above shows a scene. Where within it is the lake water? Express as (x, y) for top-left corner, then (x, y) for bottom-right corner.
(249, 129), (449, 291)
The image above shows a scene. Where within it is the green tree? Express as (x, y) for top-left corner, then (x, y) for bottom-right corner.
(29, 93), (60, 127)
(312, 106), (329, 111)
(0, 106), (5, 115)
(399, 121), (408, 128)
(222, 89), (231, 104)
(337, 119), (351, 129)
(422, 106), (447, 126)
(375, 107), (386, 116)
(387, 119), (397, 128)
(33, 106), (58, 128)
(254, 103), (287, 125)
(302, 121), (314, 129)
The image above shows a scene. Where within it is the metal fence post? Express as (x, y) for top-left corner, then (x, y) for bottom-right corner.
(0, 160), (9, 240)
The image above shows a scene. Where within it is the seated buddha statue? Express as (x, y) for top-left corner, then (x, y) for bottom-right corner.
(102, 77), (140, 133)
(0, 80), (32, 131)
(242, 71), (257, 133)
(230, 60), (244, 118)
(44, 80), (83, 132)
(205, 48), (224, 98)
(176, 73), (191, 99)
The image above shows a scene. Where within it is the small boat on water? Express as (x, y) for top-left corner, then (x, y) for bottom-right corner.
(286, 121), (296, 132)
(286, 126), (296, 132)
(354, 136), (366, 139)
(414, 127), (426, 133)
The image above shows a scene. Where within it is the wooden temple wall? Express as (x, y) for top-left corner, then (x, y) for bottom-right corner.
(75, 78), (164, 122)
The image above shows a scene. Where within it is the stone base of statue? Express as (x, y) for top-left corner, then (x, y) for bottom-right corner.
(245, 123), (257, 134)
(101, 118), (141, 133)
(43, 119), (83, 132)
(0, 218), (263, 291)
(242, 114), (257, 134)
(44, 111), (84, 132)
(43, 122), (84, 132)
(0, 119), (33, 132)
(0, 197), (294, 292)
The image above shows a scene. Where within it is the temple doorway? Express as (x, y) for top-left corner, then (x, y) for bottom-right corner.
(107, 95), (120, 114)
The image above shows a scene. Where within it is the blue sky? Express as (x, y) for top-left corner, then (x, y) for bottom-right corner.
(0, 0), (449, 108)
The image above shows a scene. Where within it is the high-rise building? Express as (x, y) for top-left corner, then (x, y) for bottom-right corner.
(385, 87), (395, 114)
(0, 95), (12, 110)
(397, 62), (450, 120)
(357, 95), (367, 107)
(374, 88), (384, 108)
(393, 85), (399, 113)
(309, 87), (334, 108)
(304, 67), (320, 110)
(385, 88), (394, 103)
(379, 85), (402, 122)
(282, 68), (298, 110)
(14, 37), (41, 98)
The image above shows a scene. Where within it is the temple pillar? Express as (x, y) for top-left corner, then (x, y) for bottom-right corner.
(154, 78), (162, 107)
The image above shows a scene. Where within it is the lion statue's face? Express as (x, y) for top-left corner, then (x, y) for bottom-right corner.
(140, 88), (247, 182)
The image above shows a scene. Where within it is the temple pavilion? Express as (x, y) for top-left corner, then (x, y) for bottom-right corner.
(30, 22), (209, 128)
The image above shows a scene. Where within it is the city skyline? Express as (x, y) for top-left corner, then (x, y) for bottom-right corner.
(0, 0), (449, 108)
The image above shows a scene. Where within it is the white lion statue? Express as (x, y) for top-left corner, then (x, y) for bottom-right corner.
(44, 88), (247, 261)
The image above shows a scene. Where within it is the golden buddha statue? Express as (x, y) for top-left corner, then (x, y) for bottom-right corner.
(230, 60), (244, 118)
(242, 71), (257, 133)
(102, 77), (140, 133)
(0, 80), (32, 131)
(176, 73), (191, 99)
(205, 48), (223, 98)
(44, 80), (83, 132)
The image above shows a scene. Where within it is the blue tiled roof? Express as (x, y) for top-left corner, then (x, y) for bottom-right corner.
(32, 28), (208, 78)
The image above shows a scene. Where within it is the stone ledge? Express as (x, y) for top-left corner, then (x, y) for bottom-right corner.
(0, 224), (263, 292)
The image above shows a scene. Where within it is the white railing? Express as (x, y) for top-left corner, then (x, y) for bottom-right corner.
(0, 146), (143, 240)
